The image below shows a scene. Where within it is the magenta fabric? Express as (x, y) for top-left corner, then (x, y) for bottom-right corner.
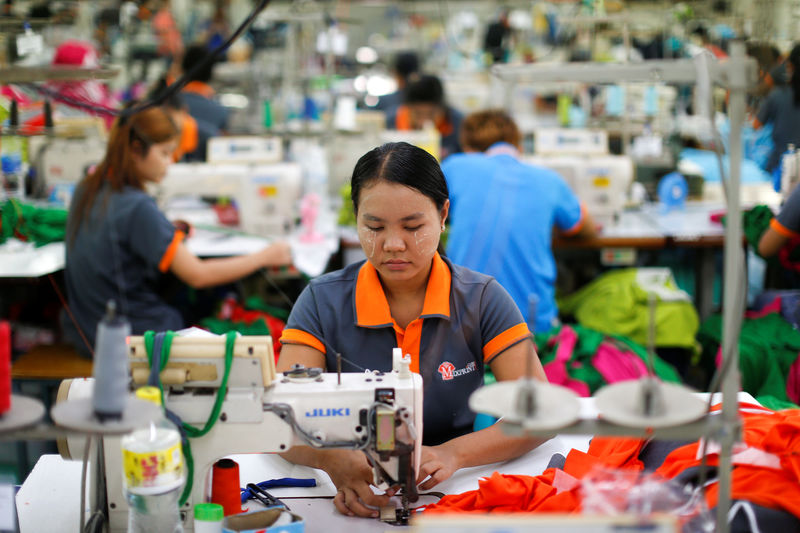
(787, 355), (800, 405)
(543, 326), (591, 396)
(592, 341), (648, 384)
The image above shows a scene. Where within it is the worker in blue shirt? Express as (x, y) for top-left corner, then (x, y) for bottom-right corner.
(442, 110), (597, 333)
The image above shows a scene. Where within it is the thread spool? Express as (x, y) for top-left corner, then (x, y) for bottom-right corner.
(211, 459), (244, 516)
(92, 300), (131, 421)
(0, 321), (10, 415)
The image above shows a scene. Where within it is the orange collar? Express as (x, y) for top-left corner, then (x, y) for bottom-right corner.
(354, 253), (451, 327)
(182, 81), (216, 99)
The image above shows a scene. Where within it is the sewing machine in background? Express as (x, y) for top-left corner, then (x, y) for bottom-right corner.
(153, 161), (303, 237)
(524, 129), (634, 225)
(59, 335), (423, 531)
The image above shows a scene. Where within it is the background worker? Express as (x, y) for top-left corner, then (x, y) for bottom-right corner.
(442, 109), (597, 333)
(387, 74), (464, 160)
(62, 105), (291, 358)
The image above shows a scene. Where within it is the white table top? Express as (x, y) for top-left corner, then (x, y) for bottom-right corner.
(0, 240), (65, 277)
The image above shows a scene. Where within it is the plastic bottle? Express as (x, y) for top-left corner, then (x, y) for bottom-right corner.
(193, 503), (224, 533)
(121, 386), (185, 533)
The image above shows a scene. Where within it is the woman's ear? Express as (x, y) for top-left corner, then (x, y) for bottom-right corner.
(440, 199), (450, 229)
(129, 140), (146, 159)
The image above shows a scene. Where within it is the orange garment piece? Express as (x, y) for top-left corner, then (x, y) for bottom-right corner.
(656, 405), (800, 519)
(420, 436), (646, 515)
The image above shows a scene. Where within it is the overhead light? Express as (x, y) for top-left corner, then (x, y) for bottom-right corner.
(355, 46), (379, 64)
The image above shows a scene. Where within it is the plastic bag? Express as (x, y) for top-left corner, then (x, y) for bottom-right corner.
(581, 467), (714, 533)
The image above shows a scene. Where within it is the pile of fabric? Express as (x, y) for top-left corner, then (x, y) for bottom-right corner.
(534, 324), (682, 396)
(0, 199), (68, 246)
(200, 295), (287, 362)
(420, 401), (800, 531)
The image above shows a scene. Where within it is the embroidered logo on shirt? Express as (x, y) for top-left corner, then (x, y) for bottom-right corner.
(438, 361), (476, 381)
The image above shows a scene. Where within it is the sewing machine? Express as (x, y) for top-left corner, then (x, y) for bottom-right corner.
(67, 335), (423, 531)
(153, 162), (303, 237)
(523, 129), (633, 225)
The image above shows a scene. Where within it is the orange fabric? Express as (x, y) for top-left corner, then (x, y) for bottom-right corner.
(279, 328), (326, 355)
(561, 204), (587, 237)
(158, 230), (185, 272)
(420, 433), (645, 515)
(393, 105), (454, 137)
(354, 254), (451, 373)
(395, 106), (411, 130)
(482, 323), (531, 363)
(655, 405), (800, 519)
(182, 81), (216, 99)
(770, 217), (800, 240)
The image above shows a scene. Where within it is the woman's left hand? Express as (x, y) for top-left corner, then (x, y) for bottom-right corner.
(416, 445), (460, 491)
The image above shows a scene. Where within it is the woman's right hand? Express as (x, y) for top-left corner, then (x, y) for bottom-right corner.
(261, 241), (292, 267)
(324, 449), (392, 518)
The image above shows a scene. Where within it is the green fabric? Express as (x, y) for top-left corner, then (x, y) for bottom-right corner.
(697, 312), (800, 407)
(557, 268), (699, 349)
(0, 199), (68, 246)
(200, 317), (271, 336)
(533, 324), (681, 393)
(742, 205), (774, 256)
(243, 296), (290, 321)
(757, 395), (799, 411)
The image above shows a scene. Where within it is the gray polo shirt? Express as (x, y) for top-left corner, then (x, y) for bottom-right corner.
(281, 253), (531, 445)
(63, 183), (185, 357)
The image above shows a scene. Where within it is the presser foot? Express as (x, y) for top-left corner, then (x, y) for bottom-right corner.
(379, 495), (410, 525)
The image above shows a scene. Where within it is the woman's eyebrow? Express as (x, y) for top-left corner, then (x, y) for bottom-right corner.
(362, 212), (424, 222)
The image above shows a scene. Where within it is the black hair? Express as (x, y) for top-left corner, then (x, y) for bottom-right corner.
(350, 142), (449, 215)
(404, 74), (445, 106)
(393, 51), (419, 81)
(790, 44), (800, 106)
(148, 76), (186, 111)
(182, 45), (215, 83)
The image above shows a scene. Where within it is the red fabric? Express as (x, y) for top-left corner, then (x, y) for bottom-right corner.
(229, 304), (285, 362)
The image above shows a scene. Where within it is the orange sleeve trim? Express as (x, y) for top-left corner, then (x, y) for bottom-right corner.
(482, 323), (532, 362)
(770, 218), (800, 240)
(158, 230), (185, 273)
(561, 204), (587, 237)
(279, 328), (326, 354)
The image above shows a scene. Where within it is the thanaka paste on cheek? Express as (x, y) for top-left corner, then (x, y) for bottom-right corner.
(358, 225), (377, 258)
(413, 230), (439, 257)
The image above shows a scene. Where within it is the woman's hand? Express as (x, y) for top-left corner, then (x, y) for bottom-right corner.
(325, 449), (392, 518)
(261, 241), (292, 267)
(416, 444), (461, 491)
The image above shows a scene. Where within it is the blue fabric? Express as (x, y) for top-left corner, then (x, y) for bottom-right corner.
(442, 145), (583, 333)
(678, 148), (772, 184)
(64, 184), (183, 356)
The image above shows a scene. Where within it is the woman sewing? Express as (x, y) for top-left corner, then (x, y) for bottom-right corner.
(277, 142), (546, 518)
(63, 105), (291, 357)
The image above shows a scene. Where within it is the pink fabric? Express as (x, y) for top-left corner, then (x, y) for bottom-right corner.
(543, 326), (591, 397)
(745, 296), (782, 319)
(787, 356), (800, 405)
(591, 341), (648, 384)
